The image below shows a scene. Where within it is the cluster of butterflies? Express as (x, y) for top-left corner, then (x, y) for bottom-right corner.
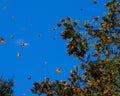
(0, 33), (62, 77)
(0, 1), (98, 81)
(0, 36), (62, 82)
(26, 69), (62, 81)
(0, 1), (70, 83)
(0, 34), (40, 57)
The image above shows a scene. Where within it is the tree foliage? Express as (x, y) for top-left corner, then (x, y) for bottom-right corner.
(0, 78), (14, 96)
(31, 0), (120, 96)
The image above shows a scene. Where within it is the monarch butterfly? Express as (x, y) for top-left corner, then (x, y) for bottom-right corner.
(73, 21), (77, 26)
(51, 28), (56, 31)
(9, 35), (14, 39)
(16, 39), (29, 47)
(94, 16), (98, 21)
(36, 33), (41, 37)
(56, 68), (62, 73)
(17, 53), (21, 58)
(27, 75), (31, 80)
(66, 16), (70, 20)
(83, 20), (87, 26)
(21, 41), (25, 46)
(93, 0), (97, 4)
(0, 37), (5, 43)
(20, 41), (29, 46)
(57, 23), (61, 27)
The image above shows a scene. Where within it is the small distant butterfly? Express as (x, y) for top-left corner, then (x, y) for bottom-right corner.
(0, 37), (5, 43)
(93, 0), (97, 4)
(56, 68), (62, 73)
(83, 20), (87, 26)
(9, 35), (14, 39)
(21, 41), (25, 46)
(15, 39), (29, 47)
(51, 28), (56, 31)
(17, 53), (21, 58)
(27, 75), (31, 80)
(36, 33), (41, 37)
(94, 16), (98, 21)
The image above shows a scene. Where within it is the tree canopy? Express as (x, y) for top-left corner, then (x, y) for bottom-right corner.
(31, 0), (120, 96)
(0, 78), (14, 96)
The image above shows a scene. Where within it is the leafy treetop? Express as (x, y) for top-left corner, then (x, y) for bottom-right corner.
(31, 0), (120, 96)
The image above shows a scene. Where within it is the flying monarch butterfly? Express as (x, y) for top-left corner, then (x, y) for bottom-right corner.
(15, 39), (29, 47)
(36, 33), (41, 37)
(0, 37), (5, 43)
(21, 41), (25, 46)
(56, 68), (62, 73)
(74, 66), (78, 72)
(93, 0), (97, 4)
(51, 28), (56, 31)
(83, 20), (87, 26)
(9, 35), (14, 39)
(94, 16), (98, 21)
(66, 16), (71, 20)
(27, 75), (31, 80)
(17, 53), (21, 58)
(57, 23), (61, 27)
(73, 21), (77, 26)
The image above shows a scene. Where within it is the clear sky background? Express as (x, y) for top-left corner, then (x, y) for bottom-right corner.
(0, 0), (107, 96)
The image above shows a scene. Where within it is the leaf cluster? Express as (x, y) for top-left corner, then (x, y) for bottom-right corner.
(0, 78), (14, 96)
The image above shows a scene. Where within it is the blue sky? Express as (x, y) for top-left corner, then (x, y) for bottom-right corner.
(0, 0), (107, 96)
